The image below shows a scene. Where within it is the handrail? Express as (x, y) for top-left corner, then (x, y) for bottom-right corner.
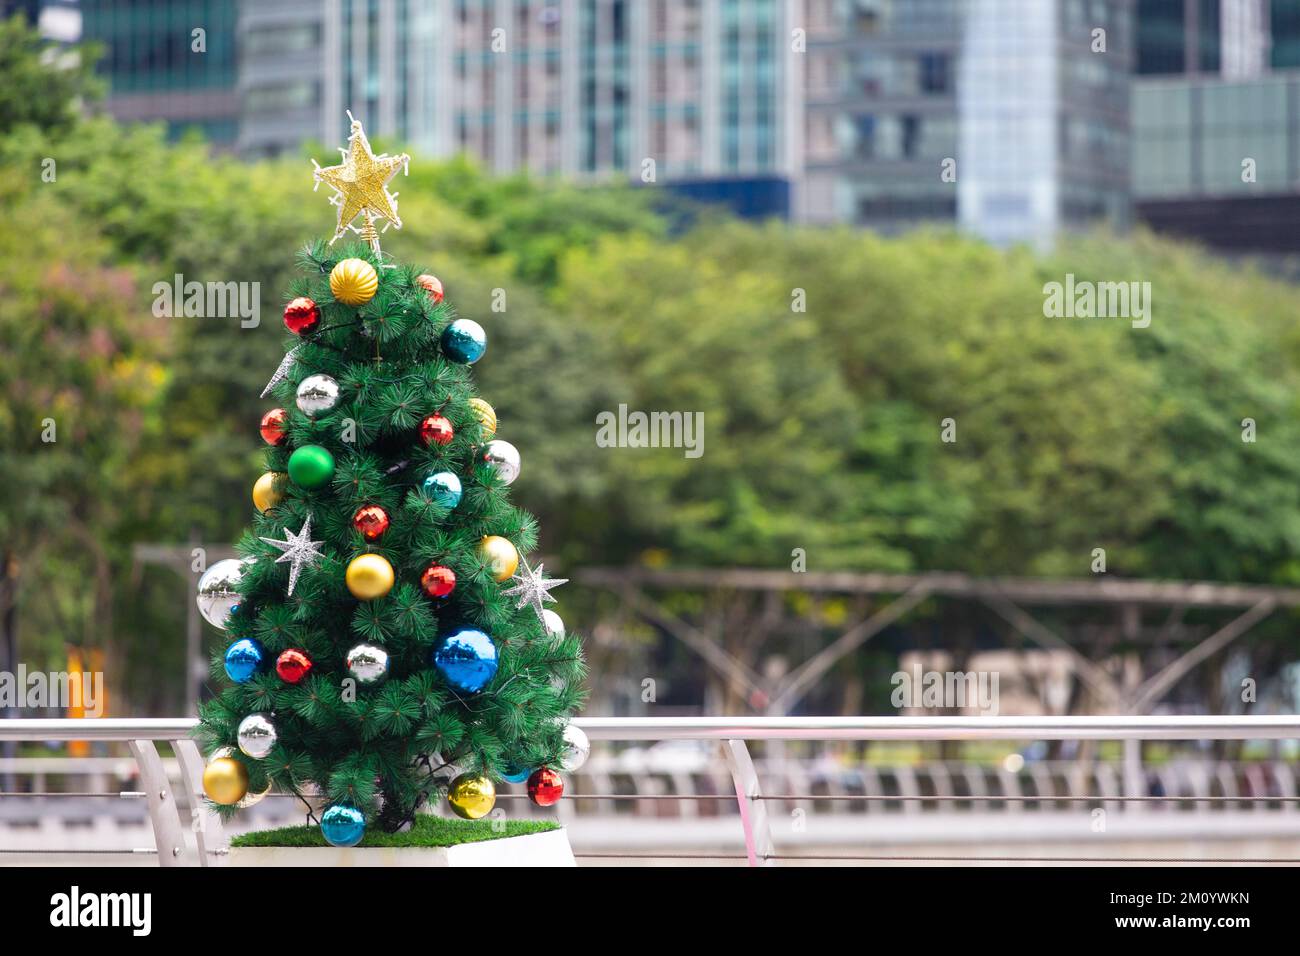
(4, 714), (1300, 741)
(575, 715), (1300, 740)
(0, 718), (199, 741)
(5, 715), (1300, 867)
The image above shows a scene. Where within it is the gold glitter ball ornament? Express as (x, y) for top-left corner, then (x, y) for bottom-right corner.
(330, 257), (379, 306)
(346, 553), (395, 600)
(253, 471), (286, 513)
(203, 756), (249, 806)
(468, 398), (497, 435)
(447, 773), (496, 820)
(478, 535), (519, 583)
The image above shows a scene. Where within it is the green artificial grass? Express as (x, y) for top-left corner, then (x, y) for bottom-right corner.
(231, 814), (559, 849)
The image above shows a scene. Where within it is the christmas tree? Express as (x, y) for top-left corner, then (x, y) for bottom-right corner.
(194, 116), (586, 845)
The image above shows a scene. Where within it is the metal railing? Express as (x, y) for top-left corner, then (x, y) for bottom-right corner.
(3, 715), (1300, 866)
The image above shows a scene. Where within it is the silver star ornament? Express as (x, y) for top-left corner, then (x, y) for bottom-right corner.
(502, 557), (568, 622)
(259, 514), (325, 596)
(261, 345), (301, 397)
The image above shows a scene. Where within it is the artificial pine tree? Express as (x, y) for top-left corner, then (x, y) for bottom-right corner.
(194, 116), (586, 845)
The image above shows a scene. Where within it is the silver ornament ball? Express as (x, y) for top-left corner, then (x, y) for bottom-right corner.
(346, 643), (390, 685)
(482, 439), (521, 485)
(237, 714), (278, 759)
(541, 608), (565, 639)
(296, 373), (341, 417)
(196, 558), (247, 629)
(561, 724), (590, 772)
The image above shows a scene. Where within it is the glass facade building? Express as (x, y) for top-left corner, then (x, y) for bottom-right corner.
(1134, 74), (1297, 197)
(238, 0), (439, 159)
(1132, 0), (1300, 198)
(82, 0), (240, 143)
(80, 1), (803, 217)
(1, 0), (81, 43)
(1137, 0), (1300, 76)
(94, 0), (1300, 242)
(803, 0), (963, 229)
(443, 0), (802, 199)
(1136, 0), (1221, 75)
(805, 0), (1133, 246)
(1132, 0), (1300, 251)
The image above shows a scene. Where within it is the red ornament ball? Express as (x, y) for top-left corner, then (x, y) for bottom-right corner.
(527, 768), (564, 807)
(283, 296), (321, 335)
(276, 648), (312, 684)
(419, 413), (454, 447)
(259, 407), (288, 445)
(420, 563), (456, 599)
(415, 274), (444, 304)
(352, 505), (391, 542)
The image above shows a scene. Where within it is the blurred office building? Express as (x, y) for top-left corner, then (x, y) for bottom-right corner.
(803, 0), (1135, 247)
(243, 0), (802, 219)
(79, 0), (802, 220)
(1133, 0), (1300, 253)
(1, 0), (81, 41)
(424, 0), (803, 218)
(81, 0), (240, 144)
(71, 0), (1300, 252)
(237, 0), (434, 159)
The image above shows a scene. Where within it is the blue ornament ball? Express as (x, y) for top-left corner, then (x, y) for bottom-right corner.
(433, 627), (499, 693)
(320, 803), (366, 848)
(441, 319), (487, 364)
(501, 765), (532, 784)
(422, 471), (463, 509)
(223, 638), (265, 683)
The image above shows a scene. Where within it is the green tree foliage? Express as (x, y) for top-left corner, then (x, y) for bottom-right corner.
(197, 241), (585, 829)
(0, 191), (168, 677)
(1044, 235), (1300, 583)
(554, 223), (1300, 583)
(407, 154), (671, 286)
(0, 14), (103, 135)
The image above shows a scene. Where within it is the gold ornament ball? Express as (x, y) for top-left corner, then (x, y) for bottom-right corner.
(253, 471), (286, 513)
(478, 535), (519, 582)
(203, 756), (249, 806)
(346, 553), (395, 600)
(468, 398), (497, 435)
(330, 257), (379, 306)
(448, 773), (496, 820)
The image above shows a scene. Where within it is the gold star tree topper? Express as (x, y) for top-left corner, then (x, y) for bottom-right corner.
(312, 112), (410, 252)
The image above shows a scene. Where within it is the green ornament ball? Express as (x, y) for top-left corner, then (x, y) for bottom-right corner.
(287, 444), (335, 489)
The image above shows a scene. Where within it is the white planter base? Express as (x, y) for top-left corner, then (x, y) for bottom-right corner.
(229, 827), (575, 867)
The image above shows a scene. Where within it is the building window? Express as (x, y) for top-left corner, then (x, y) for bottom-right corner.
(1136, 0), (1187, 74)
(245, 81), (318, 115)
(1274, 0), (1300, 68)
(854, 114), (875, 159)
(919, 52), (949, 94)
(901, 114), (920, 158)
(245, 24), (320, 58)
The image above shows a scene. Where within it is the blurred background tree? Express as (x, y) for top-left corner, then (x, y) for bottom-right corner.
(0, 13), (103, 135)
(0, 191), (167, 708)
